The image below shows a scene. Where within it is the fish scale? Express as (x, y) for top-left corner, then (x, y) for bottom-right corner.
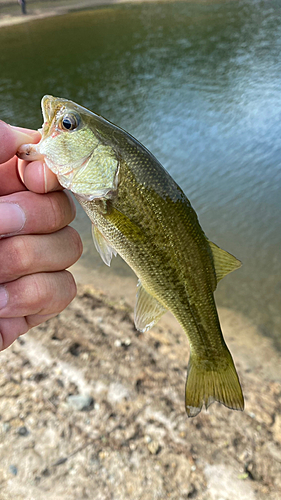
(17, 95), (244, 417)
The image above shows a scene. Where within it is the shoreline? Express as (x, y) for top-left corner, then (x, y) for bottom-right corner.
(0, 0), (165, 28)
(0, 0), (227, 29)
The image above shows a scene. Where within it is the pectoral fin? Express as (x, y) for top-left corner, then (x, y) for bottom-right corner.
(134, 281), (167, 332)
(209, 241), (242, 284)
(92, 224), (117, 266)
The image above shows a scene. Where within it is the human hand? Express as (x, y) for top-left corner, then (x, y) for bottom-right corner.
(0, 121), (83, 350)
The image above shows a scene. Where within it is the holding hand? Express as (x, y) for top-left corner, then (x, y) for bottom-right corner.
(0, 121), (83, 350)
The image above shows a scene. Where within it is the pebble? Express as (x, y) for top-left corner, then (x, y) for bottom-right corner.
(114, 338), (131, 347)
(9, 465), (18, 476)
(107, 382), (130, 403)
(272, 414), (281, 444)
(2, 423), (10, 433)
(67, 394), (93, 411)
(17, 426), (29, 436)
(147, 441), (160, 455)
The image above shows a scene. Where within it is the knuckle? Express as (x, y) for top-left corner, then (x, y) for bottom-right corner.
(6, 271), (77, 319)
(46, 192), (74, 232)
(0, 318), (29, 350)
(25, 273), (46, 311)
(64, 271), (77, 302)
(31, 271), (76, 315)
(9, 237), (33, 276)
(66, 226), (83, 259)
(46, 193), (65, 231)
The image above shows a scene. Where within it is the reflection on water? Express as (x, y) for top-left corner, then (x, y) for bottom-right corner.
(0, 1), (280, 347)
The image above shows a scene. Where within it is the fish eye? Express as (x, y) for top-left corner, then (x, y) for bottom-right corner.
(60, 113), (80, 131)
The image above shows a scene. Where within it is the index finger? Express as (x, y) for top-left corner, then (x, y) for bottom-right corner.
(0, 121), (40, 164)
(0, 121), (62, 195)
(0, 122), (41, 196)
(0, 157), (26, 195)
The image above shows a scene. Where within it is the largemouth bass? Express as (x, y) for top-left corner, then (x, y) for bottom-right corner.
(18, 95), (244, 417)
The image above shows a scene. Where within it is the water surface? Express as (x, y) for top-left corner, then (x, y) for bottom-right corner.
(0, 0), (280, 347)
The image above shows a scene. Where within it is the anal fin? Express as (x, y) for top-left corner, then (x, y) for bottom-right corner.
(92, 224), (117, 266)
(134, 281), (167, 332)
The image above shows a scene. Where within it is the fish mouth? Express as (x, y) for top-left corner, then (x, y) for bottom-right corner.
(41, 95), (66, 126)
(41, 95), (74, 122)
(41, 95), (56, 123)
(40, 95), (63, 140)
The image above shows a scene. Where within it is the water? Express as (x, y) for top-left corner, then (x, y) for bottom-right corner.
(0, 0), (280, 347)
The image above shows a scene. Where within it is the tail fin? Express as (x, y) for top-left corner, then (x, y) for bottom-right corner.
(185, 351), (244, 417)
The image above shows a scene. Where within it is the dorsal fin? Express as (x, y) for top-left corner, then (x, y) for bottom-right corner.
(134, 281), (167, 332)
(208, 241), (242, 284)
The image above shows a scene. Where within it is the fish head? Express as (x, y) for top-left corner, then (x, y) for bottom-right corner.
(18, 95), (119, 199)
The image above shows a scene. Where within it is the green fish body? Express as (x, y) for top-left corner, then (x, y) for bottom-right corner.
(18, 96), (244, 417)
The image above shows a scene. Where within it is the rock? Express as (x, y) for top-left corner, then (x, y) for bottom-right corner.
(9, 465), (18, 476)
(66, 394), (93, 411)
(147, 440), (161, 455)
(204, 464), (256, 500)
(17, 426), (29, 436)
(144, 435), (152, 444)
(2, 423), (10, 433)
(272, 414), (281, 444)
(107, 382), (130, 403)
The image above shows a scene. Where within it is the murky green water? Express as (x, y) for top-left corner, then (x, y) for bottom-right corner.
(0, 1), (280, 347)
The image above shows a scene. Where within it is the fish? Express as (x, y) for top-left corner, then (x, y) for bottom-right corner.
(18, 95), (244, 417)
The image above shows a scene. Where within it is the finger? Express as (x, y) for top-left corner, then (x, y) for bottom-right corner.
(18, 159), (62, 194)
(0, 190), (76, 237)
(0, 317), (29, 351)
(25, 312), (59, 328)
(0, 121), (40, 164)
(0, 313), (61, 351)
(0, 227), (83, 283)
(0, 270), (77, 319)
(0, 157), (26, 195)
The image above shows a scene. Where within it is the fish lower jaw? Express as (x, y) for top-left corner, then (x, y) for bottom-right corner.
(17, 143), (43, 161)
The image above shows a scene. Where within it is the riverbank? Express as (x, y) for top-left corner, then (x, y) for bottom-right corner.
(0, 0), (160, 28)
(0, 279), (281, 499)
(0, 0), (223, 28)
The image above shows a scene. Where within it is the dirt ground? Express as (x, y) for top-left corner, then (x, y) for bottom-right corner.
(0, 281), (280, 500)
